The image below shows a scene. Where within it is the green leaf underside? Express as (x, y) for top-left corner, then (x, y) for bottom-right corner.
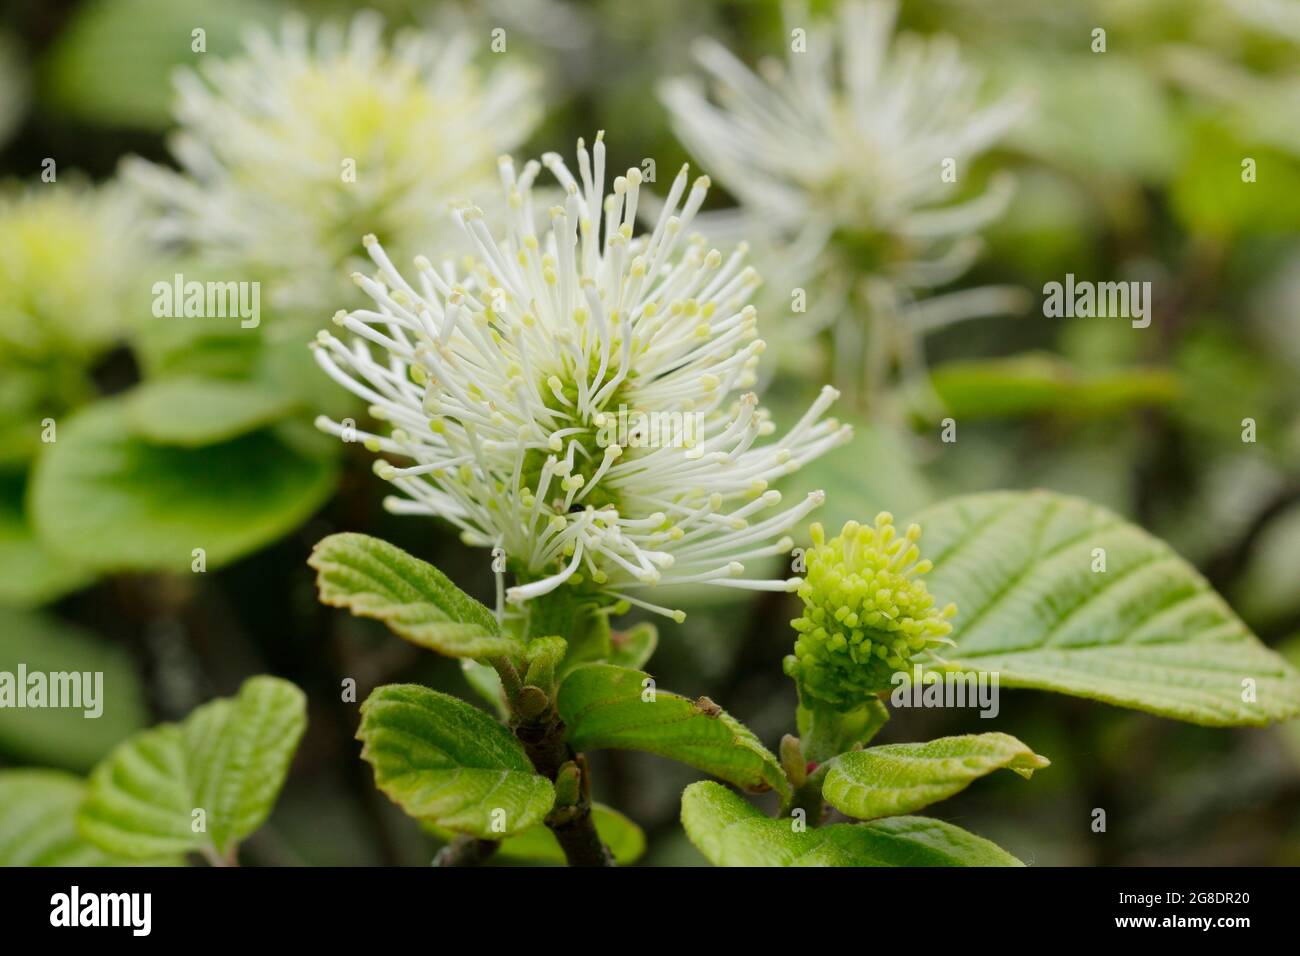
(358, 684), (553, 838)
(0, 770), (180, 866)
(822, 733), (1049, 821)
(557, 663), (790, 802)
(78, 677), (306, 858)
(913, 491), (1300, 725)
(123, 378), (299, 446)
(425, 802), (645, 865)
(681, 782), (1022, 867)
(310, 533), (518, 659)
(30, 397), (337, 572)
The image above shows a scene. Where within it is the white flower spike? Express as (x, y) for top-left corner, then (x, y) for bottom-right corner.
(313, 135), (852, 622)
(125, 12), (539, 313)
(661, 0), (1029, 400)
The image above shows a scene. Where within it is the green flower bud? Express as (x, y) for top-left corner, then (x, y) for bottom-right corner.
(783, 512), (956, 708)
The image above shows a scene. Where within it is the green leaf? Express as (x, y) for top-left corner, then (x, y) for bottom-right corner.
(0, 770), (181, 866)
(426, 802), (645, 865)
(460, 659), (507, 719)
(557, 663), (790, 803)
(78, 676), (306, 859)
(926, 354), (1178, 420)
(0, 474), (92, 607)
(123, 378), (299, 446)
(609, 622), (658, 670)
(357, 684), (553, 838)
(822, 733), (1048, 821)
(914, 490), (1300, 725)
(310, 533), (519, 659)
(681, 781), (1022, 867)
(30, 397), (337, 573)
(44, 0), (276, 129)
(0, 608), (149, 771)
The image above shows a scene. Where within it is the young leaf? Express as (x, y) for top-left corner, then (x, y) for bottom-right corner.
(609, 622), (658, 670)
(0, 770), (181, 866)
(78, 676), (306, 859)
(914, 490), (1300, 725)
(357, 684), (553, 838)
(29, 397), (336, 573)
(822, 733), (1049, 821)
(310, 533), (519, 659)
(425, 802), (645, 865)
(681, 781), (1022, 867)
(556, 663), (790, 803)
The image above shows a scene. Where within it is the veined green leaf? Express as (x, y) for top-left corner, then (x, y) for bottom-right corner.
(78, 676), (306, 859)
(823, 733), (1048, 821)
(914, 490), (1300, 725)
(425, 802), (645, 865)
(123, 378), (299, 446)
(681, 781), (1022, 867)
(0, 770), (181, 866)
(29, 397), (337, 573)
(557, 663), (790, 803)
(310, 533), (519, 659)
(357, 684), (553, 838)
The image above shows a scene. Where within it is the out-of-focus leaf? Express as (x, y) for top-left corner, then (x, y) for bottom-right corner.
(1172, 121), (1300, 236)
(43, 0), (276, 129)
(557, 663), (790, 802)
(925, 354), (1179, 420)
(0, 608), (148, 770)
(1000, 53), (1182, 182)
(79, 676), (306, 859)
(914, 490), (1300, 725)
(822, 733), (1049, 821)
(29, 397), (337, 573)
(123, 378), (299, 446)
(357, 684), (553, 839)
(425, 802), (645, 865)
(0, 475), (92, 607)
(780, 410), (934, 533)
(0, 770), (181, 866)
(309, 533), (519, 659)
(681, 781), (1022, 867)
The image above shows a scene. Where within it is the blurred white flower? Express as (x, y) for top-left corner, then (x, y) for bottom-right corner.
(0, 182), (147, 465)
(125, 12), (539, 314)
(0, 183), (144, 361)
(313, 135), (851, 620)
(660, 0), (1028, 404)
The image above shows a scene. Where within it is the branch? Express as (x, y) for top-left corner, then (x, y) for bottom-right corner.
(514, 714), (614, 867)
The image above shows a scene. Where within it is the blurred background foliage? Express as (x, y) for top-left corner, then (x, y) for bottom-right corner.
(0, 0), (1297, 865)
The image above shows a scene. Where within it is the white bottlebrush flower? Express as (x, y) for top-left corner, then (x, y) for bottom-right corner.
(660, 0), (1028, 401)
(125, 12), (539, 314)
(312, 135), (852, 621)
